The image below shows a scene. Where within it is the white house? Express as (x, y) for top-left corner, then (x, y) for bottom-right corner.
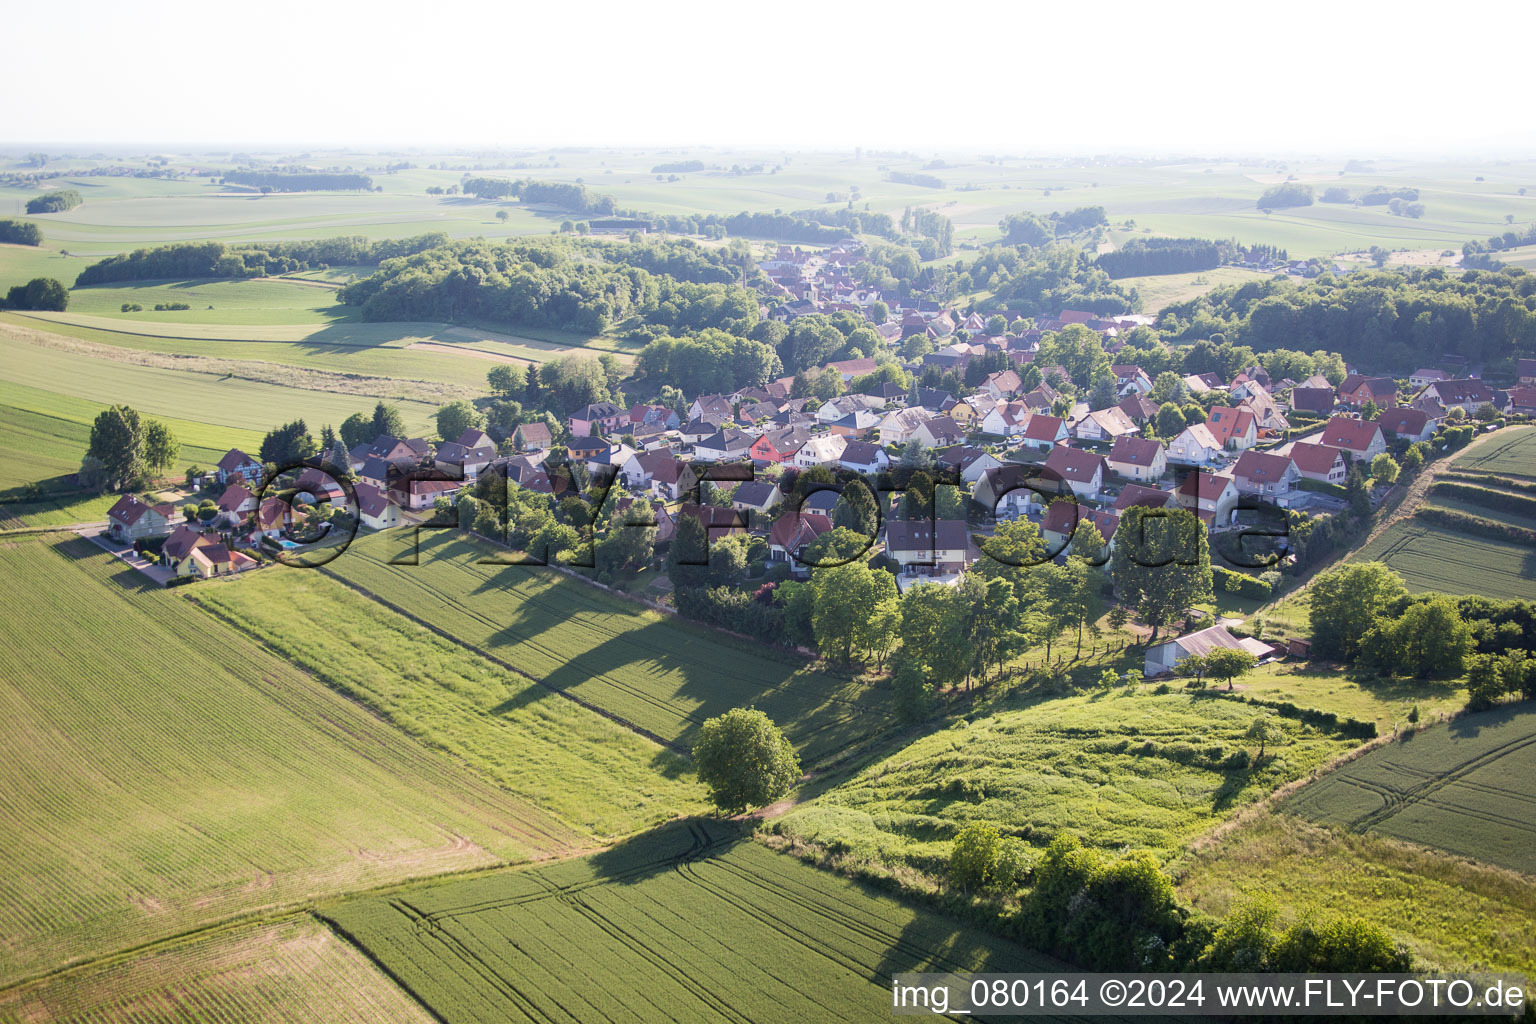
(1231, 450), (1301, 501)
(791, 434), (848, 468)
(1167, 423), (1224, 466)
(1016, 413), (1068, 452)
(1072, 406), (1139, 443)
(1044, 446), (1108, 500)
(1106, 436), (1168, 483)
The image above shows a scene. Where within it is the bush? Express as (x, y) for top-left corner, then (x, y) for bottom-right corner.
(0, 219), (43, 246)
(1213, 565), (1272, 600)
(2, 277), (68, 311)
(1414, 506), (1536, 547)
(1428, 481), (1536, 519)
(25, 189), (82, 214)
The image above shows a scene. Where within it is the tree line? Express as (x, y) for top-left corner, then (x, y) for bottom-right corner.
(222, 171), (373, 191)
(74, 234), (449, 286)
(1156, 265), (1536, 371)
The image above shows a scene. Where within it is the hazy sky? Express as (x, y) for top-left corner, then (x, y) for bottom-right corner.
(5, 0), (1532, 156)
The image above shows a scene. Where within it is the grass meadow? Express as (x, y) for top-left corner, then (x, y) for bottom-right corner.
(769, 689), (1361, 881)
(323, 530), (898, 766)
(1178, 814), (1536, 979)
(322, 820), (1092, 1024)
(0, 916), (437, 1024)
(0, 533), (579, 986)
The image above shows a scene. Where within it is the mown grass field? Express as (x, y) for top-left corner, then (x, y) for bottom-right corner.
(0, 533), (579, 986)
(322, 820), (1090, 1024)
(1452, 426), (1536, 479)
(192, 566), (706, 837)
(1178, 815), (1536, 979)
(66, 277), (349, 325)
(0, 916), (437, 1024)
(0, 325), (440, 437)
(323, 530), (897, 765)
(1228, 662), (1466, 734)
(1349, 517), (1534, 600)
(1284, 706), (1536, 875)
(770, 690), (1360, 879)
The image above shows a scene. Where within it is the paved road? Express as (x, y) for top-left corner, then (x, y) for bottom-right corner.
(75, 524), (178, 587)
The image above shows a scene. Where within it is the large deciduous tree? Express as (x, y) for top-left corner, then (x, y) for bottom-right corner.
(1109, 505), (1212, 647)
(692, 707), (800, 814)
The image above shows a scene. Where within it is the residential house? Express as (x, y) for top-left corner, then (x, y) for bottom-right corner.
(512, 421), (552, 451)
(1107, 436), (1167, 483)
(938, 446), (1002, 484)
(838, 439), (891, 475)
(767, 511), (834, 574)
(434, 436), (497, 483)
(1517, 358), (1536, 386)
(1175, 471), (1239, 530)
(187, 543), (255, 579)
(355, 483), (401, 530)
(1287, 387), (1336, 417)
(1181, 372), (1226, 394)
(1377, 407), (1435, 442)
(1044, 446), (1108, 500)
(1205, 406), (1258, 451)
(731, 481), (782, 517)
(620, 450), (697, 501)
(1041, 501), (1118, 559)
(825, 357), (877, 382)
(1113, 483), (1176, 513)
(1238, 388), (1290, 434)
(914, 416), (965, 449)
(791, 434), (848, 468)
(886, 519), (974, 576)
(980, 369), (1022, 401)
(1417, 378), (1494, 414)
(1073, 406), (1139, 443)
(628, 404), (681, 430)
(1318, 416), (1387, 461)
(564, 435), (612, 462)
(980, 400), (1031, 437)
(1338, 375), (1398, 410)
(1112, 365), (1152, 396)
(1231, 450), (1301, 501)
(694, 427), (754, 463)
(1118, 394), (1159, 426)
(879, 407), (936, 445)
(1017, 413), (1068, 452)
(162, 523), (217, 576)
(688, 394), (735, 422)
(749, 426), (810, 465)
(1144, 624), (1274, 677)
(251, 497), (293, 540)
(568, 402), (626, 437)
(1287, 442), (1347, 485)
(1167, 423), (1224, 466)
(814, 393), (883, 424)
(974, 464), (1046, 519)
(677, 503), (748, 541)
(106, 495), (174, 542)
(1506, 386), (1536, 416)
(215, 483), (257, 525)
(215, 448), (263, 486)
(1409, 368), (1452, 389)
(824, 409), (882, 437)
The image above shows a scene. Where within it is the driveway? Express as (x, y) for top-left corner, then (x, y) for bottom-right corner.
(76, 524), (179, 587)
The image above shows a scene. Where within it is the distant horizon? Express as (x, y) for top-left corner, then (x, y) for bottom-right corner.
(5, 0), (1531, 159)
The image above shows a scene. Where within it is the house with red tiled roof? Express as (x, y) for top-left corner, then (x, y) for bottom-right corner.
(215, 448), (263, 486)
(621, 450), (698, 501)
(1113, 483), (1176, 513)
(1287, 442), (1347, 485)
(106, 494), (175, 542)
(1517, 359), (1536, 386)
(767, 511), (834, 574)
(1505, 386), (1536, 416)
(1176, 470), (1239, 530)
(1318, 416), (1386, 461)
(1044, 446), (1109, 500)
(1118, 394), (1159, 425)
(1205, 406), (1257, 451)
(354, 483), (401, 530)
(885, 519), (974, 577)
(1232, 450), (1301, 501)
(1017, 413), (1068, 452)
(1073, 406), (1140, 443)
(1376, 407), (1435, 442)
(1107, 436), (1167, 483)
(1040, 500), (1117, 559)
(1338, 375), (1397, 410)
